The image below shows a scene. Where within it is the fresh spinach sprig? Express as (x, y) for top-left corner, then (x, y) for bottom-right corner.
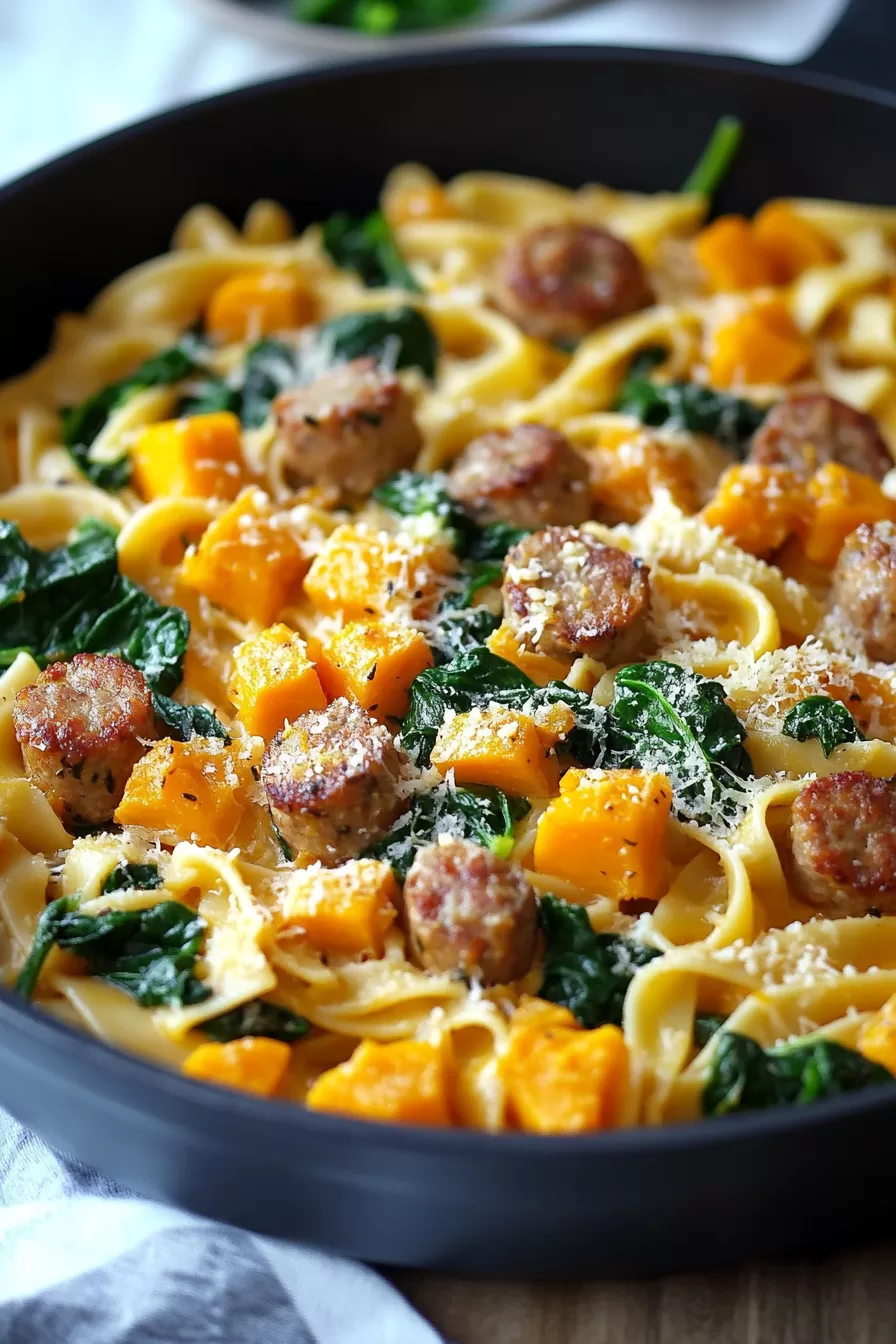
(703, 1030), (893, 1116)
(615, 346), (767, 455)
(203, 1000), (311, 1043)
(322, 210), (420, 290)
(781, 695), (865, 757)
(538, 895), (661, 1028)
(364, 783), (529, 879)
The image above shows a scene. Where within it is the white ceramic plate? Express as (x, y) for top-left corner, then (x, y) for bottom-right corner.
(187, 0), (576, 57)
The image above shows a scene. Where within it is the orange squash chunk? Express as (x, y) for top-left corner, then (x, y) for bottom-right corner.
(280, 858), (398, 957)
(205, 269), (314, 345)
(181, 486), (309, 625)
(502, 1009), (628, 1134)
(384, 182), (453, 228)
(304, 524), (455, 621)
(858, 994), (896, 1074)
(430, 704), (560, 798)
(693, 215), (775, 292)
(702, 463), (807, 556)
(802, 462), (896, 567)
(753, 202), (839, 282)
(312, 621), (432, 721)
(533, 767), (672, 904)
(183, 1037), (291, 1097)
(114, 737), (253, 849)
(131, 411), (247, 501)
(486, 621), (572, 688)
(306, 1039), (452, 1125)
(229, 624), (326, 740)
(708, 300), (811, 388)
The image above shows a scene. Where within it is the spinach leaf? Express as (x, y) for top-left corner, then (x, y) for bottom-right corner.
(465, 521), (528, 562)
(15, 898), (208, 1008)
(203, 1000), (311, 1043)
(371, 470), (526, 564)
(314, 308), (437, 380)
(402, 646), (606, 768)
(607, 661), (752, 825)
(152, 693), (230, 743)
(102, 863), (164, 894)
(682, 115), (744, 196)
(61, 337), (205, 490)
(178, 378), (241, 417)
(293, 0), (479, 31)
(615, 351), (766, 455)
(782, 695), (865, 758)
(538, 894), (661, 1028)
(0, 519), (190, 694)
(322, 210), (420, 291)
(428, 606), (501, 665)
(693, 1011), (727, 1050)
(364, 783), (529, 879)
(702, 1031), (893, 1116)
(240, 339), (300, 429)
(14, 896), (79, 999)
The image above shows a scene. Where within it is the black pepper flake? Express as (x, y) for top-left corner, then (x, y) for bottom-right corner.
(182, 792), (198, 802)
(357, 410), (382, 427)
(869, 906), (883, 918)
(251, 765), (260, 781)
(366, 663), (378, 682)
(623, 837), (638, 846)
(105, 770), (115, 794)
(303, 414), (320, 427)
(72, 761), (84, 781)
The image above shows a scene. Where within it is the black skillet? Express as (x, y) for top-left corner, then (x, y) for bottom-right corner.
(0, 0), (895, 1277)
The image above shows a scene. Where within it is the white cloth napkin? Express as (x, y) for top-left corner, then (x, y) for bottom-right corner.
(0, 1110), (446, 1343)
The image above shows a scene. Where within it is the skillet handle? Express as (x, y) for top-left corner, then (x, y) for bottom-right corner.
(800, 0), (896, 92)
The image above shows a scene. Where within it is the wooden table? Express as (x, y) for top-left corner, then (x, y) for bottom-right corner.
(392, 1245), (896, 1343)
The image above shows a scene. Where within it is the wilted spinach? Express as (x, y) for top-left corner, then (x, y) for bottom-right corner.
(61, 337), (206, 490)
(0, 519), (190, 694)
(693, 1011), (727, 1050)
(322, 210), (419, 291)
(372, 470), (526, 562)
(15, 898), (209, 1008)
(615, 348), (766, 454)
(781, 695), (865, 757)
(152, 693), (230, 743)
(703, 1031), (893, 1116)
(364, 783), (529, 879)
(102, 863), (164, 895)
(538, 894), (661, 1028)
(606, 661), (753, 825)
(203, 999), (311, 1043)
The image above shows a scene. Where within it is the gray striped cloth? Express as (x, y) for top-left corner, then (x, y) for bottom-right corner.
(0, 1112), (446, 1343)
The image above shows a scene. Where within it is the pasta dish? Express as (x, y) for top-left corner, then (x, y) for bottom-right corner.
(4, 127), (896, 1132)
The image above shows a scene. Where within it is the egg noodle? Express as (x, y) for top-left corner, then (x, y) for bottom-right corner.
(4, 159), (896, 1133)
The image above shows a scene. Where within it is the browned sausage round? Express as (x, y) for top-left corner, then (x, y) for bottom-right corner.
(493, 223), (654, 345)
(750, 393), (893, 482)
(502, 526), (651, 662)
(829, 521), (896, 663)
(446, 424), (591, 530)
(262, 697), (407, 865)
(13, 653), (157, 827)
(273, 357), (421, 500)
(402, 836), (537, 985)
(791, 770), (896, 916)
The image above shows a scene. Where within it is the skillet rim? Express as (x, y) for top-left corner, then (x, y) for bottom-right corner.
(3, 40), (896, 1161)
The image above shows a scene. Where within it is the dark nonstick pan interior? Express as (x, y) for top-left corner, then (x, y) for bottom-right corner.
(2, 36), (896, 1275)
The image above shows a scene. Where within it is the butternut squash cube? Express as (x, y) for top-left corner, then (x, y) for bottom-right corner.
(114, 736), (253, 850)
(858, 994), (896, 1073)
(303, 523), (455, 621)
(708, 300), (811, 389)
(533, 767), (672, 903)
(431, 704), (560, 798)
(131, 411), (247, 501)
(702, 464), (807, 557)
(502, 1015), (628, 1134)
(280, 858), (399, 957)
(486, 621), (573, 687)
(312, 621), (432, 720)
(181, 486), (310, 625)
(802, 462), (896, 567)
(229, 624), (326, 740)
(205, 269), (314, 345)
(183, 1037), (291, 1097)
(753, 202), (839, 282)
(693, 215), (775, 292)
(306, 1039), (452, 1125)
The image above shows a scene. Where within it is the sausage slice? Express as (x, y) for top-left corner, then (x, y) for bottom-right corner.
(273, 357), (421, 500)
(502, 526), (650, 662)
(13, 653), (157, 827)
(791, 770), (896, 916)
(447, 425), (591, 530)
(829, 521), (896, 663)
(403, 837), (537, 985)
(493, 222), (654, 345)
(262, 697), (407, 865)
(750, 393), (892, 482)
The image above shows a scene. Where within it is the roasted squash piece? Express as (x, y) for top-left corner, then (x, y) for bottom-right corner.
(205, 269), (313, 345)
(708, 300), (811, 389)
(182, 1037), (291, 1097)
(280, 858), (399, 957)
(533, 767), (672, 903)
(229, 624), (326, 740)
(303, 523), (455, 621)
(486, 621), (573, 688)
(802, 462), (896, 567)
(693, 215), (775, 292)
(131, 412), (248, 502)
(305, 1039), (452, 1125)
(501, 1005), (628, 1134)
(702, 463), (807, 557)
(752, 202), (839, 282)
(114, 736), (255, 849)
(312, 621), (432, 721)
(430, 704), (560, 798)
(858, 994), (896, 1073)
